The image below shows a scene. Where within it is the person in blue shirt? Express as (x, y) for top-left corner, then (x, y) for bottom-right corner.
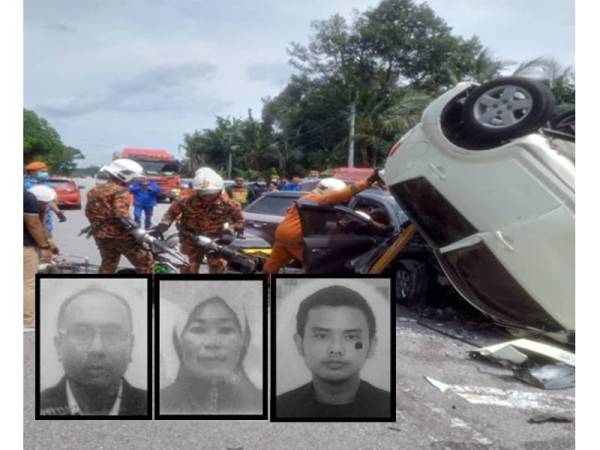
(282, 176), (303, 191)
(129, 177), (160, 229)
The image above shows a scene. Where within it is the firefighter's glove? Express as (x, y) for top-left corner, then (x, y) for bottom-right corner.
(57, 211), (67, 222)
(151, 222), (170, 237)
(367, 169), (385, 187)
(219, 228), (235, 245)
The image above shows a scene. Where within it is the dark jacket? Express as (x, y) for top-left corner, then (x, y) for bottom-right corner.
(276, 379), (391, 419)
(39, 376), (148, 416)
(160, 369), (262, 415)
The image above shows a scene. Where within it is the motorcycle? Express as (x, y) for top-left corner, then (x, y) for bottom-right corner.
(176, 227), (264, 274)
(38, 254), (102, 274)
(78, 218), (189, 274)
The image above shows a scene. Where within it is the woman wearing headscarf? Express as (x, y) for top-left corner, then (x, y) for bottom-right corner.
(160, 296), (262, 414)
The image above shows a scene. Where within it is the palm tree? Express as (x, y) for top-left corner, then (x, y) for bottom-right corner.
(512, 57), (575, 111)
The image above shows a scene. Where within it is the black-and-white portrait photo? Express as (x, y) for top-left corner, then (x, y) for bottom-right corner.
(157, 277), (266, 418)
(272, 277), (394, 421)
(36, 277), (150, 418)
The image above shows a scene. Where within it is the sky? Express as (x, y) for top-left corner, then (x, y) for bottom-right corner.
(23, 0), (575, 167)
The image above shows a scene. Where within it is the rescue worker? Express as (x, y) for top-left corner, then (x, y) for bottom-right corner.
(129, 176), (160, 229)
(24, 161), (66, 253)
(85, 158), (154, 274)
(226, 176), (255, 208)
(263, 170), (385, 274)
(152, 168), (244, 274)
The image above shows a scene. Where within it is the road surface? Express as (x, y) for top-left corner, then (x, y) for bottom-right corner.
(24, 312), (574, 449)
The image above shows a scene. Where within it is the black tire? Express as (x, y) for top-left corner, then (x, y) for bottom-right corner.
(393, 259), (432, 309)
(115, 268), (137, 274)
(549, 110), (575, 136)
(462, 77), (555, 140)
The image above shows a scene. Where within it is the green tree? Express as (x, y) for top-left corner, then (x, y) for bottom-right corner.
(23, 109), (84, 175)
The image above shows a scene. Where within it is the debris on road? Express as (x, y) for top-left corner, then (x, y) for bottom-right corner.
(527, 414), (573, 424)
(424, 376), (574, 412)
(513, 364), (575, 390)
(469, 339), (575, 366)
(468, 338), (575, 389)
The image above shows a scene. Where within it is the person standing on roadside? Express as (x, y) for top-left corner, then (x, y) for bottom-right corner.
(226, 176), (255, 208)
(254, 176), (268, 198)
(24, 161), (66, 253)
(129, 177), (160, 229)
(23, 188), (53, 329)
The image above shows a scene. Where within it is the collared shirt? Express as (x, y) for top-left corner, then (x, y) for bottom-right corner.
(65, 379), (123, 416)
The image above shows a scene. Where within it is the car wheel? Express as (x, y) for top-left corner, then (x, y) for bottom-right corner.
(462, 77), (555, 140)
(549, 110), (575, 136)
(393, 259), (431, 309)
(115, 268), (137, 274)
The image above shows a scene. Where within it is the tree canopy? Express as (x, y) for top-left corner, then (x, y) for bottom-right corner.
(23, 109), (84, 175)
(182, 0), (574, 177)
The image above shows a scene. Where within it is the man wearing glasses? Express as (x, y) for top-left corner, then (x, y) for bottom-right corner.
(40, 288), (147, 416)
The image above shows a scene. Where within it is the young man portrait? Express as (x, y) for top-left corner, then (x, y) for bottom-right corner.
(275, 282), (392, 420)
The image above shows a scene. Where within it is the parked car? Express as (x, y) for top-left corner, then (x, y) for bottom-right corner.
(47, 177), (82, 209)
(384, 76), (574, 343)
(243, 191), (305, 244)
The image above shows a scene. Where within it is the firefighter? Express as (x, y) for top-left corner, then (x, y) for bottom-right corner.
(263, 170), (385, 274)
(152, 167), (244, 274)
(85, 158), (154, 274)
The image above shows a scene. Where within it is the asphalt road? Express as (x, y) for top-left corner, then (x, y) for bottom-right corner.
(24, 309), (574, 449)
(25, 178), (575, 449)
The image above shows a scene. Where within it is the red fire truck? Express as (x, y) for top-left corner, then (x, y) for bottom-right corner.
(113, 147), (181, 202)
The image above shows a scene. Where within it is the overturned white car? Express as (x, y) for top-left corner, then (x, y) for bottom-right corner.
(384, 77), (574, 343)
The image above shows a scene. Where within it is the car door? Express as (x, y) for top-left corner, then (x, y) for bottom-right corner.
(296, 201), (382, 273)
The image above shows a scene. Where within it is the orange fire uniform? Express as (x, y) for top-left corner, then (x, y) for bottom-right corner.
(263, 180), (369, 273)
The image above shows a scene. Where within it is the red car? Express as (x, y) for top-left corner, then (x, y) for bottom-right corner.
(48, 177), (82, 209)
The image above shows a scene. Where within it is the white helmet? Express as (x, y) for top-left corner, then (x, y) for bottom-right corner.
(104, 158), (144, 183)
(313, 178), (346, 195)
(29, 185), (57, 202)
(193, 167), (224, 194)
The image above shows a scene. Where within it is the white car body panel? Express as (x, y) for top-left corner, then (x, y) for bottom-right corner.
(384, 81), (575, 339)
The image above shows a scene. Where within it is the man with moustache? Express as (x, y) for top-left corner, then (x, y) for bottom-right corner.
(276, 285), (391, 419)
(40, 288), (147, 416)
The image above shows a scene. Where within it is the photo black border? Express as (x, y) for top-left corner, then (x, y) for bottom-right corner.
(270, 273), (396, 422)
(34, 273), (153, 420)
(154, 273), (269, 420)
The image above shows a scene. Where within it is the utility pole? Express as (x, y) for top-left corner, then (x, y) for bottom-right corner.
(228, 134), (233, 179)
(348, 95), (356, 168)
